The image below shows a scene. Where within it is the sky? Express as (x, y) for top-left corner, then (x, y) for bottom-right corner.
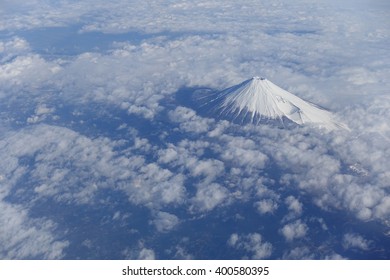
(0, 0), (389, 259)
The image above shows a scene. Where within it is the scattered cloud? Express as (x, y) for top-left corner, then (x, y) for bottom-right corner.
(122, 243), (156, 260)
(282, 246), (314, 260)
(0, 200), (68, 259)
(342, 233), (372, 251)
(191, 183), (229, 212)
(138, 248), (156, 260)
(280, 219), (308, 242)
(0, 37), (30, 63)
(283, 196), (303, 221)
(285, 196), (303, 216)
(0, 0), (389, 259)
(228, 233), (272, 259)
(151, 211), (180, 233)
(255, 199), (278, 215)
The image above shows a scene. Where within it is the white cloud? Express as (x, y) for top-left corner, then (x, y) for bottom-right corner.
(0, 200), (68, 259)
(158, 147), (179, 164)
(0, 37), (30, 63)
(219, 135), (268, 165)
(169, 106), (214, 134)
(324, 253), (347, 260)
(138, 248), (155, 260)
(282, 246), (314, 260)
(280, 219), (308, 242)
(0, 125), (128, 204)
(255, 199), (278, 215)
(285, 196), (303, 216)
(342, 233), (371, 251)
(172, 246), (194, 260)
(151, 211), (180, 233)
(0, 124), (186, 209)
(157, 140), (224, 185)
(0, 54), (58, 89)
(168, 106), (197, 123)
(0, 0), (389, 260)
(2, 0), (385, 110)
(228, 233), (272, 259)
(285, 196), (302, 214)
(122, 242), (156, 260)
(191, 183), (229, 212)
(1, 1), (388, 100)
(252, 121), (390, 225)
(27, 103), (55, 124)
(283, 246), (347, 260)
(227, 233), (239, 247)
(190, 159), (225, 184)
(123, 164), (186, 208)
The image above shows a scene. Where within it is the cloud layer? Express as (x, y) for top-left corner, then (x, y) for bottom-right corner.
(0, 0), (389, 259)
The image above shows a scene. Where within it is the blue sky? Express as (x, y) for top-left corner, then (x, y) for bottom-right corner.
(0, 0), (389, 259)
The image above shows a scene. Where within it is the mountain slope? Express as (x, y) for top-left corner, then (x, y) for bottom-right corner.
(196, 77), (348, 130)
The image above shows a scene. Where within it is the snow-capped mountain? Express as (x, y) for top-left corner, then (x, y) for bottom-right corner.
(196, 77), (348, 130)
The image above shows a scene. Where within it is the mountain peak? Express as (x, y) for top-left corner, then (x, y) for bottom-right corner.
(252, 76), (266, 81)
(195, 77), (348, 130)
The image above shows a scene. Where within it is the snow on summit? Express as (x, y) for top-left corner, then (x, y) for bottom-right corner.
(198, 77), (348, 130)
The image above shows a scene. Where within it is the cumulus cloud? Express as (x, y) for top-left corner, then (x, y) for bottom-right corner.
(1, 125), (128, 204)
(228, 233), (272, 259)
(0, 0), (389, 260)
(255, 199), (278, 215)
(342, 233), (372, 251)
(282, 246), (347, 260)
(138, 248), (156, 260)
(0, 54), (59, 89)
(282, 246), (314, 260)
(0, 124), (186, 208)
(218, 135), (269, 170)
(0, 201), (68, 259)
(151, 211), (180, 233)
(285, 196), (303, 216)
(27, 103), (55, 124)
(172, 246), (194, 260)
(191, 183), (229, 212)
(283, 196), (303, 221)
(122, 243), (156, 260)
(280, 219), (308, 242)
(0, 37), (30, 63)
(249, 122), (390, 225)
(124, 163), (186, 208)
(169, 106), (214, 134)
(157, 140), (225, 185)
(190, 159), (225, 184)
(158, 147), (179, 164)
